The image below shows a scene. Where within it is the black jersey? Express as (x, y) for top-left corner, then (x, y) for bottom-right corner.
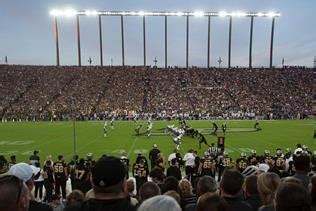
(73, 164), (90, 193)
(236, 158), (248, 172)
(274, 156), (285, 170)
(219, 157), (232, 169)
(53, 161), (67, 181)
(248, 155), (259, 165)
(201, 158), (216, 177)
(132, 163), (149, 179)
(43, 165), (55, 183)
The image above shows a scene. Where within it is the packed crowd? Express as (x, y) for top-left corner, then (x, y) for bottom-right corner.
(0, 65), (313, 121)
(1, 143), (316, 211)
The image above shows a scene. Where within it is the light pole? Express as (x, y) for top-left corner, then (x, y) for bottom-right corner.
(121, 15), (125, 66)
(53, 16), (60, 66)
(228, 16), (232, 68)
(165, 15), (168, 68)
(270, 17), (275, 68)
(99, 15), (103, 66)
(143, 16), (146, 67)
(76, 15), (81, 66)
(207, 16), (211, 68)
(249, 16), (254, 69)
(186, 16), (189, 69)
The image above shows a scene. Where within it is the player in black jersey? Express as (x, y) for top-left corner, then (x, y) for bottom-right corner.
(132, 158), (149, 193)
(247, 150), (259, 165)
(217, 151), (232, 182)
(73, 158), (91, 194)
(264, 150), (272, 164)
(197, 133), (210, 149)
(85, 152), (96, 172)
(199, 153), (217, 177)
(68, 155), (79, 191)
(43, 160), (54, 202)
(274, 149), (285, 171)
(212, 121), (218, 136)
(53, 155), (68, 199)
(222, 122), (227, 134)
(236, 152), (249, 173)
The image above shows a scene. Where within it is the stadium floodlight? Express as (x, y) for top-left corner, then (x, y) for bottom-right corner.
(50, 9), (280, 68)
(85, 10), (98, 16)
(256, 12), (264, 17)
(64, 9), (77, 17)
(267, 12), (279, 17)
(50, 10), (63, 16)
(193, 11), (205, 17)
(138, 11), (145, 16)
(219, 11), (229, 17)
(234, 12), (247, 17)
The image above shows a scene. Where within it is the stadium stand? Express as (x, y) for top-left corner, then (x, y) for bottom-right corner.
(0, 65), (313, 121)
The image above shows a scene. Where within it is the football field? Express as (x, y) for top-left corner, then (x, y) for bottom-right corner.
(0, 120), (315, 163)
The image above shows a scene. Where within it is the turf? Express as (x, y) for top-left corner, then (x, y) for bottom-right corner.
(0, 120), (315, 164)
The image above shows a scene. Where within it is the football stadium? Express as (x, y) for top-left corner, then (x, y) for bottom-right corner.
(0, 1), (315, 211)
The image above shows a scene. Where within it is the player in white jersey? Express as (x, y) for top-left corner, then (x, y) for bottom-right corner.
(103, 121), (108, 137)
(110, 117), (115, 129)
(147, 121), (153, 137)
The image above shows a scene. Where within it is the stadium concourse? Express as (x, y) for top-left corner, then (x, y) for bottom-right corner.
(0, 65), (313, 121)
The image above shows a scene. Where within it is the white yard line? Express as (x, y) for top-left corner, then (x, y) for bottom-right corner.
(127, 137), (138, 157)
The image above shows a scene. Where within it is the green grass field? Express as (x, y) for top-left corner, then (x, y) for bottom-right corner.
(0, 120), (315, 164)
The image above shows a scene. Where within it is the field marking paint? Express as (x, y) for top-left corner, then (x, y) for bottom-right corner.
(0, 150), (19, 155)
(111, 149), (126, 154)
(127, 137), (138, 157)
(239, 148), (253, 153)
(0, 140), (34, 145)
(133, 149), (148, 154)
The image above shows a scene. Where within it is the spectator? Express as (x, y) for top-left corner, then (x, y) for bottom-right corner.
(49, 194), (64, 211)
(164, 190), (181, 206)
(65, 156), (135, 211)
(243, 175), (262, 211)
(220, 169), (252, 211)
(311, 175), (316, 210)
(196, 175), (218, 197)
(126, 179), (139, 206)
(293, 154), (311, 189)
(167, 158), (182, 180)
(139, 182), (161, 203)
(65, 190), (84, 207)
(275, 182), (311, 211)
(179, 178), (196, 208)
(149, 167), (165, 191)
(8, 162), (53, 211)
(197, 193), (229, 211)
(138, 195), (181, 211)
(0, 175), (30, 211)
(163, 176), (180, 194)
(257, 172), (280, 211)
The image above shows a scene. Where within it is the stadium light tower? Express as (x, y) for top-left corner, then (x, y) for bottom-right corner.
(50, 10), (279, 68)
